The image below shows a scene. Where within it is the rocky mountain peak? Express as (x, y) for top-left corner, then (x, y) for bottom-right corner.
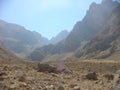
(89, 2), (97, 9)
(102, 0), (113, 4)
(50, 30), (69, 44)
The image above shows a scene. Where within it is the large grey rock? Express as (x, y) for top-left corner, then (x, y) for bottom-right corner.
(37, 63), (58, 73)
(85, 72), (97, 80)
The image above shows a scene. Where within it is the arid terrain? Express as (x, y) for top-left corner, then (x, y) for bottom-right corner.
(0, 0), (120, 90)
(0, 58), (120, 90)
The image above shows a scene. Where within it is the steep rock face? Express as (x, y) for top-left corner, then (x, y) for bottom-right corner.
(0, 20), (48, 54)
(75, 5), (120, 59)
(65, 0), (119, 52)
(28, 0), (119, 61)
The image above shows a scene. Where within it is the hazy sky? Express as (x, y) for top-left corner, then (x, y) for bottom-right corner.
(0, 0), (102, 39)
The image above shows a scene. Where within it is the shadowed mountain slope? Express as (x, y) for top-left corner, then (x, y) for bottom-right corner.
(0, 20), (48, 54)
(75, 5), (120, 59)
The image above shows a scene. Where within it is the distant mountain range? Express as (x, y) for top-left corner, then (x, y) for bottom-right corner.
(50, 30), (69, 44)
(28, 0), (120, 61)
(0, 20), (49, 54)
(0, 20), (69, 56)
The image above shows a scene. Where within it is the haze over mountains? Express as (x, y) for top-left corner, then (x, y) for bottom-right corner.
(0, 20), (69, 56)
(50, 30), (69, 44)
(0, 1), (120, 90)
(0, 20), (48, 53)
(28, 0), (120, 61)
(0, 0), (120, 62)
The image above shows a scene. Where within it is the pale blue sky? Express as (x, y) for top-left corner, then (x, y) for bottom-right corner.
(0, 0), (102, 39)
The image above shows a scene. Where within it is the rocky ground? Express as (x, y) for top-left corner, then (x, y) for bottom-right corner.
(0, 59), (120, 90)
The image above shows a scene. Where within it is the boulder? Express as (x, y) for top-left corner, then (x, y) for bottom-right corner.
(85, 72), (97, 80)
(58, 85), (65, 90)
(18, 76), (26, 82)
(37, 63), (58, 73)
(0, 72), (7, 81)
(103, 73), (114, 80)
(0, 72), (7, 76)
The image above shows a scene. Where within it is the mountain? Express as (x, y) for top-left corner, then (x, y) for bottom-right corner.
(0, 20), (48, 54)
(0, 46), (22, 63)
(64, 0), (119, 52)
(28, 0), (119, 61)
(50, 30), (69, 44)
(75, 5), (120, 59)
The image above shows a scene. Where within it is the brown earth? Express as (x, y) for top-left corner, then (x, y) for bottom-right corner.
(0, 58), (120, 90)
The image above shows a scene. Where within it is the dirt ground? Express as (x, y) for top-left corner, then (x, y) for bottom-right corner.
(0, 59), (120, 90)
